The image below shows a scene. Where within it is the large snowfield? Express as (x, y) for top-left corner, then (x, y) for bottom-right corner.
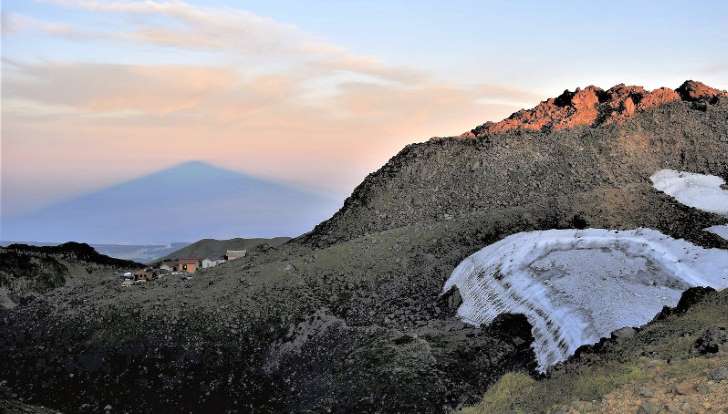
(444, 229), (728, 371)
(444, 170), (728, 372)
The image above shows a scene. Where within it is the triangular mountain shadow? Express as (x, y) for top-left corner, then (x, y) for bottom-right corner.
(2, 161), (340, 244)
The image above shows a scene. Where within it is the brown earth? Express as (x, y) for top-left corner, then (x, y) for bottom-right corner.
(592, 361), (728, 414)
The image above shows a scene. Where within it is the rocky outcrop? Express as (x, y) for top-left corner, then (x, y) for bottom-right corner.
(465, 81), (725, 136)
(299, 80), (728, 248)
(693, 327), (728, 354)
(676, 80), (726, 102)
(655, 286), (717, 320)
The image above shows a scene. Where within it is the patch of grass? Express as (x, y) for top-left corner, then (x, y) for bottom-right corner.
(570, 363), (648, 399)
(460, 372), (535, 414)
(462, 356), (728, 413)
(462, 362), (655, 413)
(663, 357), (716, 377)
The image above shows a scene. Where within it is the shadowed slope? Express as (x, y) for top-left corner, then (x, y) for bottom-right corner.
(159, 236), (291, 261)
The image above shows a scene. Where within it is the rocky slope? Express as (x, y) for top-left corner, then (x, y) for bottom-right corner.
(0, 243), (140, 309)
(300, 81), (728, 247)
(1, 81), (727, 413)
(159, 237), (291, 261)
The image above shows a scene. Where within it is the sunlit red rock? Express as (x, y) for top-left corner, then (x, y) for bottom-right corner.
(676, 80), (726, 102)
(466, 81), (725, 136)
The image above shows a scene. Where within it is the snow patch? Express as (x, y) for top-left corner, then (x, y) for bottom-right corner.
(706, 225), (728, 241)
(443, 228), (728, 372)
(650, 169), (728, 215)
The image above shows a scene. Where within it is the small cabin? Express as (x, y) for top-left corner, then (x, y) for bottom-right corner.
(176, 258), (199, 273)
(225, 250), (247, 261)
(201, 257), (225, 269)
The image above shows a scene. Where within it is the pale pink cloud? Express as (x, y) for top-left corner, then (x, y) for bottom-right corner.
(4, 62), (238, 114)
(1, 12), (79, 38)
(34, 0), (422, 84)
(2, 59), (526, 215)
(2, 1), (537, 216)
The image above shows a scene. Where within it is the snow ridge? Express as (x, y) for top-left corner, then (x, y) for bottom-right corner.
(444, 229), (728, 372)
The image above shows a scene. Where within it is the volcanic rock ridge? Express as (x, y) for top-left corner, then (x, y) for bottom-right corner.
(465, 80), (727, 136)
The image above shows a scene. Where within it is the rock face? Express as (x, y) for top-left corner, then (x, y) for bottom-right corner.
(465, 81), (725, 136)
(301, 81), (728, 248)
(676, 80), (726, 102)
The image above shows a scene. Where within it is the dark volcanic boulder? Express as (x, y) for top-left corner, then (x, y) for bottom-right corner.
(656, 286), (717, 320)
(693, 327), (728, 354)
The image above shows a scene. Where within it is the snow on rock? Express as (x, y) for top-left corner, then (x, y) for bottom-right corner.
(443, 228), (728, 372)
(706, 225), (728, 241)
(650, 169), (728, 216)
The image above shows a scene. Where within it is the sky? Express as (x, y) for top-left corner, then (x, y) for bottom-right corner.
(2, 0), (728, 221)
